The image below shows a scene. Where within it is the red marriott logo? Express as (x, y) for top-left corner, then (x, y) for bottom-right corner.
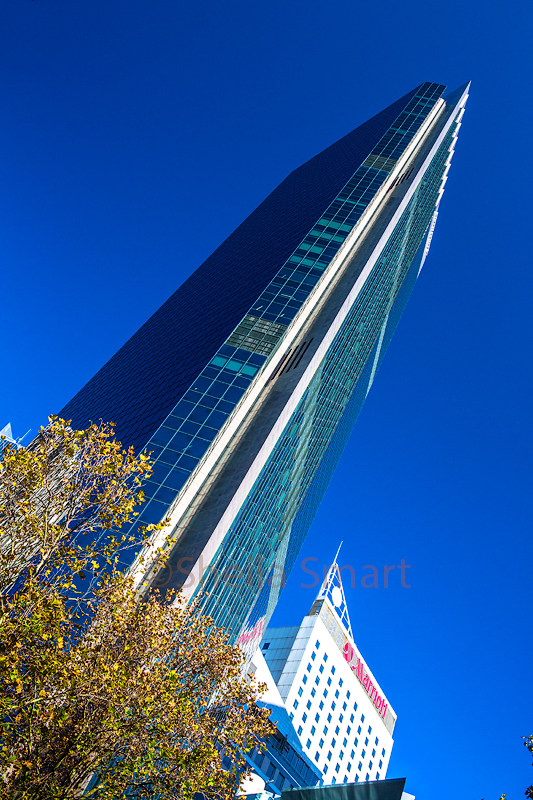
(343, 642), (388, 720)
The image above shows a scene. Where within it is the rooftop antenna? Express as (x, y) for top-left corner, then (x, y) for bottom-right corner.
(332, 541), (343, 567)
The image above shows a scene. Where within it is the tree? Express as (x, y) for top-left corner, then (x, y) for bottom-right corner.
(0, 418), (273, 799)
(525, 735), (533, 799)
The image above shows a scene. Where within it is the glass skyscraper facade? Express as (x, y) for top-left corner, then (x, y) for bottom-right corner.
(58, 81), (469, 651)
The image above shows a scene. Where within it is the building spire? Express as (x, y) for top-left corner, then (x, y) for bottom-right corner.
(315, 544), (353, 639)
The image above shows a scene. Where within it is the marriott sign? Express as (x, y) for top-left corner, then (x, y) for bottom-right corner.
(343, 641), (388, 720)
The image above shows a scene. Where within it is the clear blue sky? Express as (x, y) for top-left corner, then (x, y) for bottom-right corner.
(2, 0), (531, 798)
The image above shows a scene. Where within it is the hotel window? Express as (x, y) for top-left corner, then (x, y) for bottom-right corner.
(354, 738), (359, 747)
(311, 688), (316, 698)
(369, 761), (373, 770)
(306, 701), (311, 710)
(315, 713), (320, 723)
(347, 691), (351, 699)
(332, 777), (336, 784)
(302, 713), (307, 722)
(306, 739), (311, 749)
(302, 675), (308, 685)
(339, 679), (343, 687)
(335, 764), (340, 773)
(319, 664), (324, 674)
(353, 702), (358, 711)
(289, 712), (294, 721)
(323, 765), (328, 775)
(350, 750), (355, 759)
(365, 773), (370, 781)
(335, 690), (340, 699)
(376, 772), (380, 780)
(315, 640), (320, 649)
(298, 688), (303, 697)
(343, 776), (348, 784)
(332, 738), (336, 748)
(343, 738), (347, 747)
(362, 750), (366, 758)
(350, 714), (354, 723)
(365, 738), (369, 746)
(375, 737), (379, 746)
(339, 713), (344, 723)
(339, 751), (344, 760)
(382, 748), (386, 757)
(327, 751), (332, 761)
(319, 738), (324, 748)
(297, 725), (303, 735)
(323, 654), (328, 662)
(372, 749), (376, 757)
(327, 713), (332, 723)
(307, 663), (312, 673)
(331, 666), (336, 675)
(311, 726), (316, 735)
(368, 726), (372, 734)
(315, 676), (320, 686)
(327, 677), (332, 687)
(311, 651), (316, 661)
(319, 701), (324, 710)
(347, 726), (351, 735)
(342, 702), (347, 711)
(335, 726), (340, 735)
(355, 775), (359, 783)
(331, 701), (336, 711)
(267, 763), (276, 779)
(357, 726), (362, 734)
(361, 715), (365, 723)
(323, 690), (328, 698)
(315, 752), (320, 762)
(379, 760), (383, 769)
(293, 700), (298, 709)
(347, 763), (352, 772)
(358, 762), (362, 772)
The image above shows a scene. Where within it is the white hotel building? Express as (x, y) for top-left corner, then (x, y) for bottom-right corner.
(259, 561), (396, 786)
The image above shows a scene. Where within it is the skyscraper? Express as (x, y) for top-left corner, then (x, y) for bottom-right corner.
(58, 81), (469, 649)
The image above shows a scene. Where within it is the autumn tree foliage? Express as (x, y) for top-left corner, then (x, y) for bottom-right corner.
(0, 418), (273, 799)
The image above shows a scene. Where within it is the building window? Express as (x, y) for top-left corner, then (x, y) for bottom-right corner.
(375, 737), (379, 746)
(319, 701), (324, 710)
(347, 726), (351, 735)
(362, 750), (366, 758)
(366, 774), (370, 781)
(355, 775), (359, 783)
(311, 688), (316, 698)
(350, 750), (355, 759)
(335, 690), (340, 699)
(293, 700), (298, 709)
(382, 748), (386, 757)
(267, 762), (276, 779)
(331, 738), (336, 748)
(311, 651), (316, 661)
(342, 702), (347, 711)
(306, 739), (311, 749)
(332, 777), (336, 784)
(327, 677), (332, 687)
(311, 725), (316, 735)
(372, 749), (376, 757)
(323, 765), (328, 775)
(315, 676), (320, 686)
(369, 761), (373, 770)
(347, 763), (352, 772)
(365, 738), (369, 746)
(327, 751), (332, 761)
(343, 737), (347, 747)
(331, 702), (336, 711)
(303, 675), (308, 685)
(379, 759), (383, 769)
(278, 777), (285, 791)
(319, 664), (324, 674)
(335, 726), (340, 735)
(350, 714), (354, 723)
(323, 690), (328, 698)
(307, 663), (312, 673)
(339, 679), (343, 687)
(339, 751), (344, 760)
(289, 712), (294, 721)
(315, 713), (320, 723)
(343, 776), (348, 784)
(315, 752), (320, 762)
(306, 701), (311, 710)
(315, 640), (320, 649)
(331, 666), (336, 675)
(262, 642), (270, 650)
(302, 713), (307, 722)
(335, 764), (340, 773)
(353, 702), (358, 711)
(368, 726), (372, 734)
(327, 713), (332, 723)
(298, 688), (303, 697)
(354, 738), (359, 747)
(297, 725), (303, 735)
(339, 713), (344, 722)
(357, 726), (362, 734)
(347, 691), (351, 699)
(376, 772), (380, 780)
(323, 654), (328, 662)
(358, 762), (362, 772)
